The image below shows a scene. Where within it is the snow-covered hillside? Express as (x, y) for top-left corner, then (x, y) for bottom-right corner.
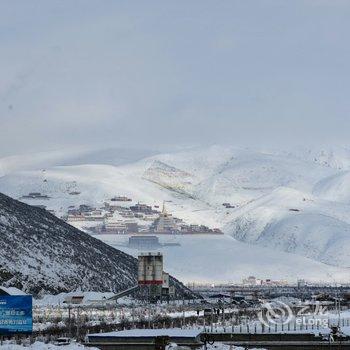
(0, 192), (138, 294)
(226, 187), (350, 267)
(287, 146), (350, 170)
(1, 145), (350, 282)
(313, 171), (350, 204)
(0, 146), (155, 177)
(0, 192), (191, 296)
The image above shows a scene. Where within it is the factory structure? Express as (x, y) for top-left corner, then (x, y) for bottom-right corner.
(138, 252), (164, 285)
(137, 252), (173, 299)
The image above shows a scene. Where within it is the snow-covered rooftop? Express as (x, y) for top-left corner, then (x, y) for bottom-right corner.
(0, 286), (28, 296)
(88, 328), (202, 338)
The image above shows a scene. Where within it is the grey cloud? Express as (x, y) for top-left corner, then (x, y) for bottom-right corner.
(1, 0), (350, 156)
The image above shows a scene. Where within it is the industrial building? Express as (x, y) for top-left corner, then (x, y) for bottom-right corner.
(138, 252), (163, 286)
(128, 235), (160, 248)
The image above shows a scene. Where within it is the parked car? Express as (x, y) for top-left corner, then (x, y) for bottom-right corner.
(54, 337), (71, 346)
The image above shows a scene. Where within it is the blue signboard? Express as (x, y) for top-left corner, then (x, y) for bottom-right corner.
(0, 296), (32, 334)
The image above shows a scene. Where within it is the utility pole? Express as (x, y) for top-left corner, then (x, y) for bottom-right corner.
(131, 303), (135, 329)
(222, 305), (225, 326)
(76, 306), (80, 341)
(68, 305), (72, 338)
(148, 285), (151, 328)
(182, 295), (185, 328)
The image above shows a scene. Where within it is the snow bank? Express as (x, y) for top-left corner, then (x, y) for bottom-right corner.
(205, 344), (264, 350)
(0, 341), (97, 350)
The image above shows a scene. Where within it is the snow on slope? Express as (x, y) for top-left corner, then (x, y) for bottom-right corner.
(143, 160), (195, 197)
(144, 146), (337, 205)
(191, 149), (335, 206)
(226, 187), (350, 267)
(313, 171), (350, 204)
(1, 145), (350, 280)
(143, 145), (238, 181)
(287, 146), (350, 170)
(0, 146), (155, 177)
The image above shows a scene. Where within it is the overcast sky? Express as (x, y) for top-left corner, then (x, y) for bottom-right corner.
(1, 0), (350, 157)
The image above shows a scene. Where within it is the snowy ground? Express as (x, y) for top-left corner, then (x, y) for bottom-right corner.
(206, 346), (263, 350)
(96, 233), (350, 284)
(0, 342), (97, 350)
(33, 291), (117, 307)
(0, 341), (259, 350)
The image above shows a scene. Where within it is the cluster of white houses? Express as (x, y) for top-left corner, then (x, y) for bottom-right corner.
(20, 190), (222, 235)
(242, 275), (289, 286)
(65, 198), (222, 235)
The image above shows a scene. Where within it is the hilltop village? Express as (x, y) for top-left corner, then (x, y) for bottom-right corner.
(19, 192), (223, 235)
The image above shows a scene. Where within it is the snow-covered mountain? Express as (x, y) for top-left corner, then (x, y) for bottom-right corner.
(0, 192), (191, 295)
(226, 187), (350, 267)
(1, 145), (350, 283)
(313, 171), (350, 204)
(287, 146), (350, 171)
(0, 146), (156, 177)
